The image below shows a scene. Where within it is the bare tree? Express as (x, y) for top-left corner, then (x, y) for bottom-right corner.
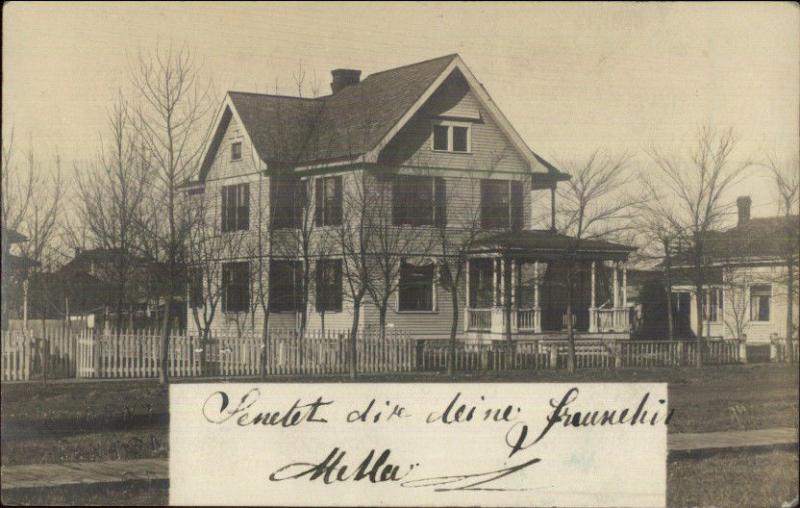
(763, 155), (800, 362)
(336, 171), (375, 379)
(130, 45), (214, 383)
(73, 93), (151, 333)
(647, 126), (749, 367)
(557, 150), (636, 373)
(634, 176), (686, 340)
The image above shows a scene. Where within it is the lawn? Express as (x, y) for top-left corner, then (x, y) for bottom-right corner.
(1, 363), (797, 506)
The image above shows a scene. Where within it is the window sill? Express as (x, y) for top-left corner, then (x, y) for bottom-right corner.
(396, 309), (439, 314)
(431, 149), (472, 155)
(748, 321), (773, 325)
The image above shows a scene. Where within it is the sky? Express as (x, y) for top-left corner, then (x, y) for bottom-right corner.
(3, 1), (799, 219)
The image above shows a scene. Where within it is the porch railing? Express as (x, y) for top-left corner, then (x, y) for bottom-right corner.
(591, 307), (632, 333)
(516, 308), (540, 332)
(466, 308), (492, 331)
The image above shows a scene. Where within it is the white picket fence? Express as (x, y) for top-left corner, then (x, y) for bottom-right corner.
(1, 326), (792, 381)
(73, 328), (416, 379)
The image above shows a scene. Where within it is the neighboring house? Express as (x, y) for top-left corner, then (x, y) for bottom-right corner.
(25, 248), (184, 330)
(183, 54), (636, 341)
(670, 196), (799, 344)
(1, 227), (39, 329)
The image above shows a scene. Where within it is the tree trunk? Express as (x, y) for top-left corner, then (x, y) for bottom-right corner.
(349, 300), (361, 380)
(378, 303), (388, 341)
(664, 242), (675, 340)
(448, 284), (459, 377)
(159, 297), (172, 384)
(260, 308), (271, 380)
(786, 254), (795, 364)
(694, 286), (704, 368)
(566, 263), (576, 374)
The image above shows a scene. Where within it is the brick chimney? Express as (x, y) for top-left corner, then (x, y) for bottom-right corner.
(330, 69), (361, 94)
(736, 196), (751, 226)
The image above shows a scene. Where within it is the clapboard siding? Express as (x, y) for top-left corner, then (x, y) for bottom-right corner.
(378, 71), (530, 174)
(204, 113), (256, 181)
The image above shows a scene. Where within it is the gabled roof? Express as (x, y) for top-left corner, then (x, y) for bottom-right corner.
(673, 215), (799, 266)
(198, 54), (567, 178)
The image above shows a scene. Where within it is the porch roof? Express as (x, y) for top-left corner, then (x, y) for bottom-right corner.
(470, 230), (635, 261)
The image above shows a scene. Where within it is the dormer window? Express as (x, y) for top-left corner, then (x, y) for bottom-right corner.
(431, 121), (470, 153)
(231, 141), (242, 161)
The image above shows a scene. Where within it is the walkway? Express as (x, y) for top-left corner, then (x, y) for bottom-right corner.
(1, 428), (797, 491)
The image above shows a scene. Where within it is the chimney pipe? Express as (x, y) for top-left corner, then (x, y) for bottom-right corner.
(736, 196), (751, 226)
(330, 69), (361, 94)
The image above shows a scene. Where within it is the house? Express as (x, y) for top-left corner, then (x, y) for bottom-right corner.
(1, 227), (39, 329)
(183, 54), (636, 341)
(670, 196), (799, 344)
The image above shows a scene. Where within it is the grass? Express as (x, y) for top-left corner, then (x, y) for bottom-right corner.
(668, 449), (799, 508)
(1, 363), (797, 505)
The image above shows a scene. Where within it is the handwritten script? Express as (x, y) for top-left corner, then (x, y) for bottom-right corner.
(171, 383), (668, 506)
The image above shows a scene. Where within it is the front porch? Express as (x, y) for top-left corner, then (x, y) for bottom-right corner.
(464, 231), (635, 340)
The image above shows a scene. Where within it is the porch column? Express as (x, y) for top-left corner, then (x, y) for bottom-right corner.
(510, 259), (516, 307)
(465, 259), (470, 308)
(492, 258), (498, 307)
(533, 261), (541, 332)
(500, 258), (506, 307)
(622, 261), (627, 307)
(613, 261), (620, 308)
(589, 261), (597, 333)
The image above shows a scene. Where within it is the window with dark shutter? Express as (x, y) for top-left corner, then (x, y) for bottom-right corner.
(432, 125), (449, 151)
(434, 177), (447, 228)
(481, 179), (511, 229)
(510, 181), (523, 230)
(271, 176), (303, 229)
(189, 268), (203, 309)
(222, 262), (250, 313)
(316, 259), (342, 312)
(314, 176), (343, 227)
(221, 184), (249, 232)
(269, 260), (303, 312)
(398, 261), (434, 311)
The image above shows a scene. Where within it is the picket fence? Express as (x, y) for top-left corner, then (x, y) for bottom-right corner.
(1, 327), (790, 381)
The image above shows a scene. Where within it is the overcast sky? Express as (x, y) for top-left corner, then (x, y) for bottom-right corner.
(3, 2), (798, 218)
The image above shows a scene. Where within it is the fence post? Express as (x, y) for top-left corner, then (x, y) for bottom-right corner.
(614, 341), (622, 369)
(738, 339), (747, 364)
(677, 341), (685, 367)
(549, 344), (558, 369)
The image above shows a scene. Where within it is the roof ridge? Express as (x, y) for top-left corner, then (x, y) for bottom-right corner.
(364, 53), (459, 80)
(228, 90), (322, 101)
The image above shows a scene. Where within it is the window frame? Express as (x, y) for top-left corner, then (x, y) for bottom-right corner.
(221, 261), (250, 314)
(269, 260), (304, 313)
(430, 120), (472, 154)
(271, 175), (306, 230)
(314, 176), (343, 227)
(392, 175), (446, 227)
(230, 140), (243, 161)
(701, 287), (723, 323)
(397, 260), (437, 313)
(221, 183), (250, 233)
(480, 179), (524, 230)
(315, 258), (343, 313)
(749, 284), (772, 323)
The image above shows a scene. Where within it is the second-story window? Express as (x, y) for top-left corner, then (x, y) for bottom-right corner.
(315, 176), (342, 227)
(431, 121), (470, 153)
(221, 183), (249, 232)
(231, 141), (242, 161)
(392, 175), (446, 227)
(271, 175), (305, 229)
(480, 179), (523, 230)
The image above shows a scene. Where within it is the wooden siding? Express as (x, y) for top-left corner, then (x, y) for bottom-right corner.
(204, 112), (257, 181)
(378, 71), (531, 174)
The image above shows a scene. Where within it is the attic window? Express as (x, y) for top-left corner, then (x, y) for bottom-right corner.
(431, 121), (470, 153)
(231, 141), (242, 161)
